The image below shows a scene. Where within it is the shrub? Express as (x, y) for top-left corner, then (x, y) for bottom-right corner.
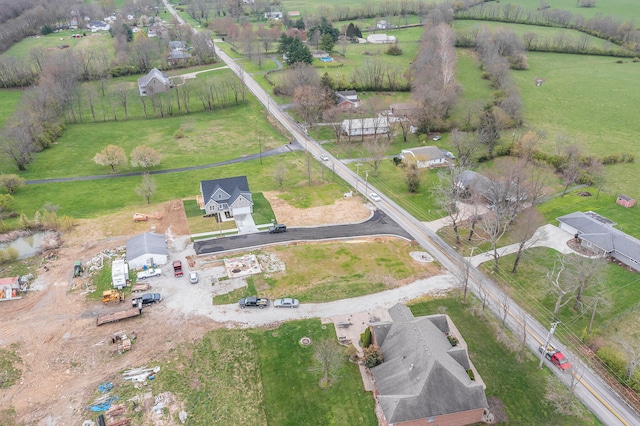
(385, 44), (403, 56)
(447, 335), (459, 346)
(596, 346), (626, 378)
(467, 368), (475, 380)
(363, 345), (383, 368)
(174, 129), (185, 139)
(0, 247), (19, 264)
(360, 327), (372, 348)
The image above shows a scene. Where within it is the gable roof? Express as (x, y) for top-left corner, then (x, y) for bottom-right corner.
(371, 304), (487, 423)
(126, 232), (167, 262)
(138, 67), (170, 88)
(401, 146), (445, 162)
(557, 211), (640, 261)
(200, 176), (252, 207)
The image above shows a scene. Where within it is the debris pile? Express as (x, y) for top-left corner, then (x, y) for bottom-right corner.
(123, 365), (160, 388)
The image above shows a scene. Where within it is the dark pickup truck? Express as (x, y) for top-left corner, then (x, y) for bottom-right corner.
(238, 296), (269, 309)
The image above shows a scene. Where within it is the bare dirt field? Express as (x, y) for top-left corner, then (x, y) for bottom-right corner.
(0, 196), (378, 425)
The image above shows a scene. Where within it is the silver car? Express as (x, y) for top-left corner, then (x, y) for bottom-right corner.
(189, 271), (199, 284)
(273, 298), (300, 308)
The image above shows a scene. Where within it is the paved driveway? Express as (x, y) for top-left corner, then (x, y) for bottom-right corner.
(234, 213), (258, 234)
(194, 210), (412, 255)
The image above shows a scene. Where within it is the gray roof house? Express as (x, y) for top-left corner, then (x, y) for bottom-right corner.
(137, 68), (172, 96)
(199, 176), (253, 222)
(126, 232), (169, 270)
(370, 304), (488, 426)
(169, 40), (187, 50)
(400, 146), (447, 168)
(557, 211), (640, 269)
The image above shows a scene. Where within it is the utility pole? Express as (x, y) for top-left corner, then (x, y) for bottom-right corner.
(538, 321), (560, 369)
(258, 132), (262, 165)
(463, 246), (476, 303)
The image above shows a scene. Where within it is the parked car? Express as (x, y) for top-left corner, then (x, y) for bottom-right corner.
(136, 268), (162, 280)
(189, 271), (199, 284)
(269, 224), (287, 233)
(369, 192), (381, 202)
(131, 293), (162, 307)
(432, 135), (442, 141)
(274, 298), (299, 308)
(239, 296), (269, 309)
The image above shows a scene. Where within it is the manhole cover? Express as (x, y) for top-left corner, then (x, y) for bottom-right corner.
(300, 337), (312, 346)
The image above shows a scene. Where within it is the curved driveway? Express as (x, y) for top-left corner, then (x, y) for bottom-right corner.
(194, 210), (412, 255)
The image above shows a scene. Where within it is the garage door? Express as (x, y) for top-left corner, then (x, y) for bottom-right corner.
(233, 206), (251, 215)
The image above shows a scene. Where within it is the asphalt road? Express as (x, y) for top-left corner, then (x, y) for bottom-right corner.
(194, 210), (412, 255)
(164, 1), (639, 424)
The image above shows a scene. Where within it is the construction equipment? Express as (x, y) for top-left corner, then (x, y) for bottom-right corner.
(74, 261), (85, 277)
(133, 213), (149, 222)
(102, 290), (125, 304)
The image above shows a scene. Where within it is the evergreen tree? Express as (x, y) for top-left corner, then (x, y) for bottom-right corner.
(285, 38), (313, 65)
(319, 33), (334, 53)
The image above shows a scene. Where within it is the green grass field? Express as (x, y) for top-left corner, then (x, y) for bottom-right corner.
(2, 30), (116, 60)
(454, 19), (630, 54)
(0, 89), (22, 127)
(486, 0), (640, 20)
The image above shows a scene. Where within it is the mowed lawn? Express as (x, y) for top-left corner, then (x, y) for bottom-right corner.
(0, 89), (22, 127)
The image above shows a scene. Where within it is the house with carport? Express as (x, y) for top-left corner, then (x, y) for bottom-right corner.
(126, 232), (169, 270)
(198, 176), (254, 222)
(369, 304), (489, 426)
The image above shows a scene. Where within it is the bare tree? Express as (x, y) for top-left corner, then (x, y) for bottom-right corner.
(450, 129), (480, 168)
(364, 135), (391, 176)
(432, 166), (467, 244)
(566, 254), (607, 311)
(131, 145), (162, 170)
(546, 255), (579, 316)
(0, 121), (35, 171)
(511, 207), (545, 273)
(561, 144), (582, 197)
(135, 173), (156, 204)
(617, 333), (640, 380)
(273, 167), (286, 189)
(293, 85), (333, 130)
(94, 145), (127, 172)
(311, 338), (344, 386)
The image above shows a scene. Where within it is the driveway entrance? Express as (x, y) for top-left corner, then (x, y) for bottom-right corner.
(234, 214), (259, 234)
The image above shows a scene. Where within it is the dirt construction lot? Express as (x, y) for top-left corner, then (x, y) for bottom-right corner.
(0, 196), (421, 424)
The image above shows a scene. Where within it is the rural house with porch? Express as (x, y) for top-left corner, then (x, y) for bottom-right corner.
(198, 176), (254, 223)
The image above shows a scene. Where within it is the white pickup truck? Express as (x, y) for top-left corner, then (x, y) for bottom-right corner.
(136, 268), (162, 280)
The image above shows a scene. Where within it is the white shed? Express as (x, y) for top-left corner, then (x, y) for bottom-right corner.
(366, 34), (397, 44)
(126, 232), (169, 270)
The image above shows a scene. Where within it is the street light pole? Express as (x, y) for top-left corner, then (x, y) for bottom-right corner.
(365, 170), (369, 195)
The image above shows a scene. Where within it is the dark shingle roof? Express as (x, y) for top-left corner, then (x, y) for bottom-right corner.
(371, 304), (488, 423)
(200, 176), (252, 206)
(558, 212), (640, 261)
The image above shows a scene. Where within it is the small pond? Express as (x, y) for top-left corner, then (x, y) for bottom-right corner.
(0, 232), (49, 259)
